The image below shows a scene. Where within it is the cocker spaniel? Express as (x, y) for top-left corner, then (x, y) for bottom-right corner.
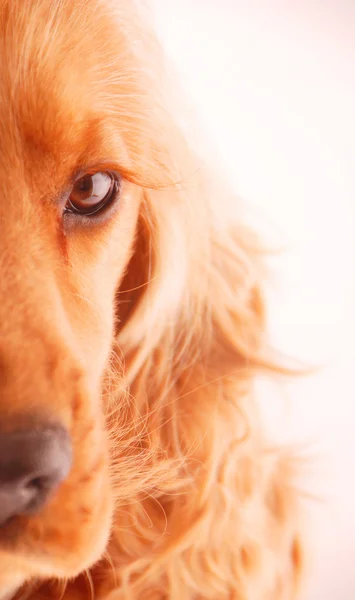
(0, 0), (302, 598)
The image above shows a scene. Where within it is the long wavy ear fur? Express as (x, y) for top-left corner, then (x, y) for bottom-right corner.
(99, 87), (303, 600)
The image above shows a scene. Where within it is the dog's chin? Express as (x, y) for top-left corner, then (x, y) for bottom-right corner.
(0, 580), (25, 600)
(0, 587), (21, 600)
(1, 592), (18, 600)
(0, 557), (32, 600)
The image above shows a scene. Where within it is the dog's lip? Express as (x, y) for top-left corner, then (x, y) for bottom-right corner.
(0, 515), (30, 549)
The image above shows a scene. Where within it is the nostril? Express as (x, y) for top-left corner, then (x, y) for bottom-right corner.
(0, 425), (72, 526)
(28, 477), (46, 491)
(22, 474), (62, 510)
(17, 477), (52, 515)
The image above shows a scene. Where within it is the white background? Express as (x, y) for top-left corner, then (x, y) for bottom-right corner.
(152, 2), (355, 599)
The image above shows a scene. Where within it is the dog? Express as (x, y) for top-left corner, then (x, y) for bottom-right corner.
(0, 0), (302, 598)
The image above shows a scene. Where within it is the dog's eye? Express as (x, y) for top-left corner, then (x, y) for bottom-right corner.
(66, 172), (120, 216)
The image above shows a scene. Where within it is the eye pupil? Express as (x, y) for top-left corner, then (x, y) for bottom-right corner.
(66, 171), (119, 216)
(77, 176), (93, 195)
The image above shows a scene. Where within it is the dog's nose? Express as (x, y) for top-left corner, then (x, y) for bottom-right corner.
(0, 425), (72, 526)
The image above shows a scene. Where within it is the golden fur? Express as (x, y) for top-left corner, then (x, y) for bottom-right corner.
(0, 0), (302, 598)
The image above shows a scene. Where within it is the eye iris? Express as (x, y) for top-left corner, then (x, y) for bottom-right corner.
(68, 172), (116, 215)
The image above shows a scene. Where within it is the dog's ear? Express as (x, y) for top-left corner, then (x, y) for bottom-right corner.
(116, 166), (271, 390)
(105, 165), (302, 597)
(96, 10), (302, 595)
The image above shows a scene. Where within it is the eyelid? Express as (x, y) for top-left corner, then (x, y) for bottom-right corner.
(70, 162), (123, 185)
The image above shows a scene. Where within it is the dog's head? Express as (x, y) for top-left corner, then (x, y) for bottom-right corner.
(0, 0), (269, 595)
(0, 0), (226, 588)
(0, 0), (169, 590)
